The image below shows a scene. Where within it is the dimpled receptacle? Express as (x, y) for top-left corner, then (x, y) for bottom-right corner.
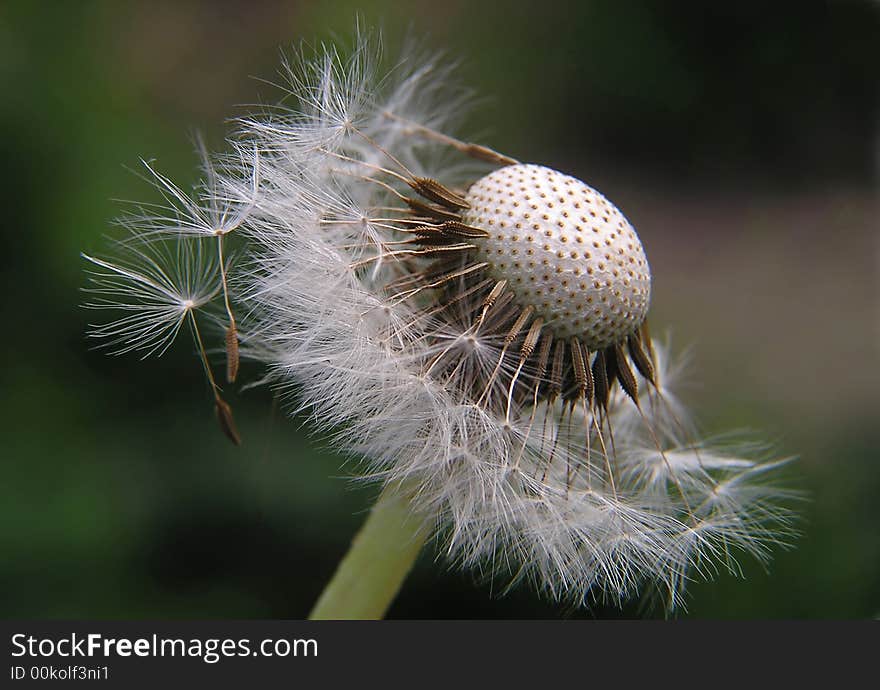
(463, 164), (651, 351)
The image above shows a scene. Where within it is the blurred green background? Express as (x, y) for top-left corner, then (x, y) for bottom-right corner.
(1, 0), (877, 619)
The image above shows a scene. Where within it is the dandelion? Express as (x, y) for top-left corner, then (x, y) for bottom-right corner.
(83, 28), (796, 616)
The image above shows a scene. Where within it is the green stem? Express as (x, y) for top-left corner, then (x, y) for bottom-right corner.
(308, 486), (429, 620)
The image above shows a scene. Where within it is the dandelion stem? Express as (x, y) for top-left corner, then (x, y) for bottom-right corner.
(308, 486), (429, 620)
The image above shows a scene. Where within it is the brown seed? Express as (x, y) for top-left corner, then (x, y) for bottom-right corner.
(405, 197), (461, 221)
(570, 338), (594, 403)
(409, 177), (469, 209)
(548, 339), (566, 400)
(215, 396), (241, 446)
(225, 324), (240, 383)
(614, 343), (639, 403)
(438, 220), (490, 238)
(627, 332), (655, 384)
(603, 346), (618, 401)
(505, 306), (535, 346)
(520, 318), (544, 361)
(592, 349), (610, 409)
(534, 333), (553, 380)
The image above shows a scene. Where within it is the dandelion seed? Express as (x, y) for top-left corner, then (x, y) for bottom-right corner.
(84, 27), (797, 613)
(84, 181), (244, 444)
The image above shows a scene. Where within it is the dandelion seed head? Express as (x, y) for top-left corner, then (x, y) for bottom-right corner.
(83, 27), (798, 612)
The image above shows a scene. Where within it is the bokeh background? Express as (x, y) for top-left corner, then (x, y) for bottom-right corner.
(1, 0), (877, 619)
